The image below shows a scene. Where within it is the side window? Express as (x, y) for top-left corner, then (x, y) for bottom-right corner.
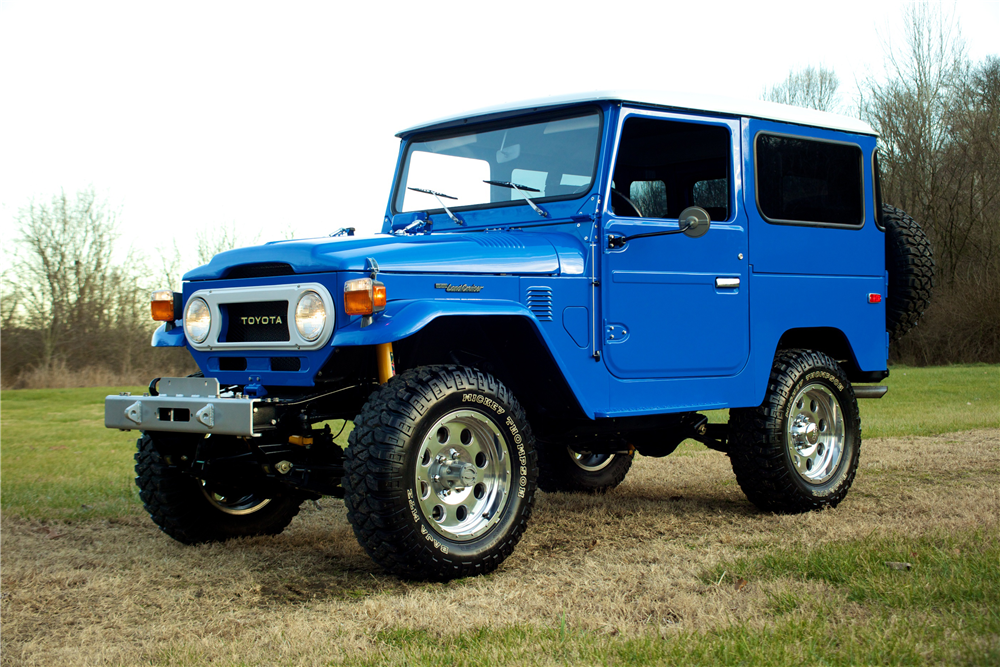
(629, 181), (667, 218)
(755, 134), (864, 226)
(611, 117), (731, 220)
(693, 179), (726, 207)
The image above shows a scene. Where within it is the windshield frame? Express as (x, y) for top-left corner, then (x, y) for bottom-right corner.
(390, 105), (605, 219)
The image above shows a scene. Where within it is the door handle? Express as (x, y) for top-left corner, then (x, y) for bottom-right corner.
(715, 277), (740, 289)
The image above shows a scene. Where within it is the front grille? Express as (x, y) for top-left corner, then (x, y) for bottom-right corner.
(270, 357), (301, 371)
(224, 301), (290, 342)
(224, 263), (295, 279)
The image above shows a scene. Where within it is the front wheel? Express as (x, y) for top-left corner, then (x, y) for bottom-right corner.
(343, 365), (537, 581)
(728, 349), (861, 513)
(134, 433), (304, 544)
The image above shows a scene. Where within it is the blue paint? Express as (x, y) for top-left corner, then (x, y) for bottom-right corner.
(151, 322), (185, 347)
(162, 96), (887, 416)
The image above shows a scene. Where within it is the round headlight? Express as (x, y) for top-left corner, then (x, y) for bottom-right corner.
(295, 291), (327, 341)
(184, 297), (212, 343)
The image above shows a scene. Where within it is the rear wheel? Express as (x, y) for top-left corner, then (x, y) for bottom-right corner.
(134, 432), (303, 544)
(728, 349), (860, 513)
(537, 444), (633, 493)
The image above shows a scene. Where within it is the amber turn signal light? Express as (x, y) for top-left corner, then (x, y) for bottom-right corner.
(151, 290), (182, 321)
(344, 278), (387, 316)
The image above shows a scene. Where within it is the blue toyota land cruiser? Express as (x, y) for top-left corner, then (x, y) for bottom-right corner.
(107, 91), (934, 580)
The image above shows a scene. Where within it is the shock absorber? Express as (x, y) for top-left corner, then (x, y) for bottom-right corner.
(376, 342), (395, 384)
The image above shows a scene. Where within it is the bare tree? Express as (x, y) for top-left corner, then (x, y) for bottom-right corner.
(762, 66), (841, 112)
(628, 181), (667, 218)
(861, 3), (973, 283)
(196, 221), (259, 265)
(861, 6), (1000, 363)
(6, 189), (147, 371)
(158, 240), (186, 292)
(1, 265), (20, 330)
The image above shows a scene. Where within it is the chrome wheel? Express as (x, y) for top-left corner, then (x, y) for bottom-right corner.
(201, 483), (272, 516)
(414, 409), (513, 542)
(786, 383), (845, 484)
(567, 448), (617, 472)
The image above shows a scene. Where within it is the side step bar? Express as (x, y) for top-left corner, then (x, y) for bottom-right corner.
(854, 385), (889, 399)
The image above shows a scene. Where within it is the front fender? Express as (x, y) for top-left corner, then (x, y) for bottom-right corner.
(331, 299), (536, 346)
(152, 322), (186, 347)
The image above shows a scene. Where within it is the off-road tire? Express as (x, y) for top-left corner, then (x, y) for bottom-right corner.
(135, 432), (303, 544)
(728, 349), (861, 513)
(883, 204), (935, 342)
(343, 365), (537, 581)
(537, 445), (633, 493)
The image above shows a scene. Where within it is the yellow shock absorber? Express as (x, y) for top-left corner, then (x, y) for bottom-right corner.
(376, 342), (396, 384)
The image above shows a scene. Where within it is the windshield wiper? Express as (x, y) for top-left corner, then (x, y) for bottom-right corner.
(483, 180), (548, 218)
(407, 187), (464, 226)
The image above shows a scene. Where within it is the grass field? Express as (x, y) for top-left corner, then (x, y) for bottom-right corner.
(1, 365), (998, 665)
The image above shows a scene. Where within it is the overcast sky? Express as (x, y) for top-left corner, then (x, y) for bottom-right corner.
(1, 0), (998, 278)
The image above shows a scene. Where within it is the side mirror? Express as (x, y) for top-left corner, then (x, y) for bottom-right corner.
(678, 206), (711, 238)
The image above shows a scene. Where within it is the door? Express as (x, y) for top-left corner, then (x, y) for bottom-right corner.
(602, 110), (749, 379)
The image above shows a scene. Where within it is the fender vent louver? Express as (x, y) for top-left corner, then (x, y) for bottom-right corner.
(471, 235), (526, 249)
(224, 263), (295, 279)
(526, 286), (553, 321)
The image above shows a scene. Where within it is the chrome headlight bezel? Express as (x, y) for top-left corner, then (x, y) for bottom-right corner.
(183, 284), (335, 351)
(294, 290), (327, 342)
(183, 297), (212, 343)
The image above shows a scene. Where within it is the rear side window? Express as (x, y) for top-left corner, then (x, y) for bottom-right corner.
(755, 134), (864, 226)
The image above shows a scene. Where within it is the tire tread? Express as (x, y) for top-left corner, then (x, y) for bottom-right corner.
(135, 433), (302, 544)
(728, 349), (861, 513)
(343, 365), (537, 580)
(883, 204), (935, 343)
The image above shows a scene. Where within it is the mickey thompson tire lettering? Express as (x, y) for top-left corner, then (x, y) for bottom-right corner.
(342, 365), (538, 581)
(727, 349), (861, 513)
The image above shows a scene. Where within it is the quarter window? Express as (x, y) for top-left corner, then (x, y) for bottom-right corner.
(756, 134), (863, 226)
(629, 180), (668, 218)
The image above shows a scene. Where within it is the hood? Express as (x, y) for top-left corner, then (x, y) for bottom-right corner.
(183, 231), (587, 280)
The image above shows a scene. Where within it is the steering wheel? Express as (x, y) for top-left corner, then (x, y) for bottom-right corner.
(611, 189), (644, 218)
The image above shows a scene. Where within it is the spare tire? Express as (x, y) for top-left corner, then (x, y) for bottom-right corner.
(883, 204), (935, 342)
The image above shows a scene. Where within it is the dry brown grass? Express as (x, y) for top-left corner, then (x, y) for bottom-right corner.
(0, 359), (197, 391)
(2, 429), (997, 666)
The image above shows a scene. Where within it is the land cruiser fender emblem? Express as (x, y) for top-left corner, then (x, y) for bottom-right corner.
(435, 283), (484, 293)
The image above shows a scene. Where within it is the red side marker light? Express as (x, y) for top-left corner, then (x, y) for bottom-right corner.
(868, 293), (882, 304)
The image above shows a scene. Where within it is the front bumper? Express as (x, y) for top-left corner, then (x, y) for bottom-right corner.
(105, 377), (275, 437)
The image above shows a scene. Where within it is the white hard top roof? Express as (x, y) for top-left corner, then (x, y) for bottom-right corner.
(397, 90), (876, 137)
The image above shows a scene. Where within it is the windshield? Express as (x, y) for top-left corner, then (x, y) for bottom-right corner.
(394, 110), (602, 214)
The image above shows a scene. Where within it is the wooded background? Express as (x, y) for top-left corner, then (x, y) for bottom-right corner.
(2, 6), (997, 388)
